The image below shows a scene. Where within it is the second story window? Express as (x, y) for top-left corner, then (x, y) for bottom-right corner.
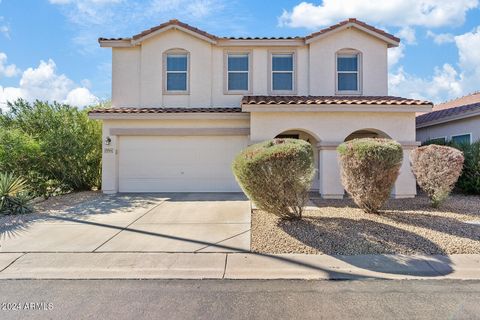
(271, 53), (294, 92)
(227, 53), (249, 92)
(166, 52), (188, 92)
(337, 52), (360, 94)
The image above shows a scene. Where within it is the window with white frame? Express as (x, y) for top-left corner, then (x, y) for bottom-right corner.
(337, 52), (360, 93)
(429, 137), (447, 144)
(271, 53), (294, 92)
(227, 53), (249, 92)
(165, 52), (188, 92)
(451, 133), (471, 144)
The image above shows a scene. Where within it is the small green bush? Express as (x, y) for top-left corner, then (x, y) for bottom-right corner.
(410, 145), (464, 207)
(232, 139), (315, 220)
(0, 172), (32, 215)
(0, 99), (102, 197)
(337, 138), (403, 213)
(451, 141), (480, 195)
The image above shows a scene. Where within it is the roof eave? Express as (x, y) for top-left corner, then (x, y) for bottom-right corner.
(98, 39), (133, 48)
(416, 109), (480, 128)
(305, 22), (400, 47)
(131, 24), (217, 45)
(242, 104), (432, 113)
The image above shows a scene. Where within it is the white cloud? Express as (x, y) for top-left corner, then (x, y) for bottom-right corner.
(279, 0), (478, 29)
(0, 59), (98, 108)
(426, 30), (455, 44)
(65, 87), (98, 106)
(0, 16), (9, 39)
(389, 64), (462, 103)
(396, 26), (416, 45)
(388, 43), (405, 69)
(389, 26), (480, 103)
(0, 52), (20, 77)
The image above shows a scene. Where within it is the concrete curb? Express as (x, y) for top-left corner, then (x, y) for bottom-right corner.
(0, 252), (478, 280)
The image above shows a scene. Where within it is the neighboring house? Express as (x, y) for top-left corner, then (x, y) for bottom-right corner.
(89, 18), (432, 198)
(416, 92), (480, 144)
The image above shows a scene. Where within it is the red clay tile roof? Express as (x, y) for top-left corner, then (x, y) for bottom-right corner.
(99, 18), (399, 45)
(89, 107), (243, 114)
(416, 101), (480, 126)
(242, 95), (431, 106)
(132, 19), (217, 41)
(431, 91), (480, 112)
(305, 18), (400, 43)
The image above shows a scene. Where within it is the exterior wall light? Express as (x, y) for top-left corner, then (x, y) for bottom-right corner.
(105, 136), (112, 145)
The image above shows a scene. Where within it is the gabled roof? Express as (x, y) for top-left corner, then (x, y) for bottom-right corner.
(416, 92), (480, 127)
(99, 18), (399, 48)
(305, 18), (399, 47)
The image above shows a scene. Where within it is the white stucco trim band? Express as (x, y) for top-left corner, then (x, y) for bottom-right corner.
(317, 141), (421, 148)
(242, 104), (432, 113)
(109, 127), (250, 136)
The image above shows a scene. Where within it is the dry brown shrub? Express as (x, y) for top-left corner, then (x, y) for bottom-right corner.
(337, 138), (403, 213)
(410, 145), (464, 207)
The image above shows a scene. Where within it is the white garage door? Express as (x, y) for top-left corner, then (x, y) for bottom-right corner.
(118, 135), (248, 192)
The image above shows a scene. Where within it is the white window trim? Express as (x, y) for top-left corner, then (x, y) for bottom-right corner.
(335, 50), (362, 95)
(224, 50), (252, 95)
(163, 49), (190, 95)
(450, 133), (472, 144)
(431, 136), (447, 143)
(268, 50), (297, 95)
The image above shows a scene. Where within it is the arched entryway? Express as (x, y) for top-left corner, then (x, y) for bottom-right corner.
(274, 129), (320, 191)
(344, 128), (391, 141)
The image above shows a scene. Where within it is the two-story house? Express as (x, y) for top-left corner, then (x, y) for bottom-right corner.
(89, 18), (432, 198)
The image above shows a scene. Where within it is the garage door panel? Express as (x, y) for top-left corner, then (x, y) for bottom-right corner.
(118, 135), (247, 192)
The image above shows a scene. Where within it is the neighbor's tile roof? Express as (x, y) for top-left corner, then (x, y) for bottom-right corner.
(99, 18), (399, 44)
(305, 18), (400, 43)
(416, 102), (480, 126)
(431, 91), (480, 111)
(242, 95), (431, 106)
(89, 107), (243, 114)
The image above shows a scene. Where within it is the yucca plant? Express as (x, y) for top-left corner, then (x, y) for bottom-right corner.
(0, 172), (32, 215)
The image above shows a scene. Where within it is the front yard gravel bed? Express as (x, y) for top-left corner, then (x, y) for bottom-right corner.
(251, 195), (480, 255)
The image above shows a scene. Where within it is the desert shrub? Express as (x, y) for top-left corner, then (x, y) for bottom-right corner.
(0, 99), (102, 197)
(422, 139), (480, 195)
(451, 141), (480, 195)
(337, 138), (403, 213)
(232, 139), (315, 220)
(0, 172), (32, 215)
(411, 145), (464, 207)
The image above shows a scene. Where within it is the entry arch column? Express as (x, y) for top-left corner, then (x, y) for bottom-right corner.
(317, 141), (344, 199)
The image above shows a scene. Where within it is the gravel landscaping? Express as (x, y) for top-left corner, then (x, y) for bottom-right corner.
(251, 195), (480, 255)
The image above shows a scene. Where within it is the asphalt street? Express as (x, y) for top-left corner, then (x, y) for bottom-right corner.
(0, 279), (479, 320)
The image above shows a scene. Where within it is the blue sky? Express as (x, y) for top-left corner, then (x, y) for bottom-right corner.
(1, 0), (480, 107)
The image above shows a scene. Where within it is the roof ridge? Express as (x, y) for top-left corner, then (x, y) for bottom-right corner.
(99, 18), (400, 45)
(435, 91), (480, 107)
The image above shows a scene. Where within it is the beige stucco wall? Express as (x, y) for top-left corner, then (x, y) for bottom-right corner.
(249, 111), (417, 198)
(309, 28), (388, 96)
(111, 28), (390, 108)
(416, 116), (480, 143)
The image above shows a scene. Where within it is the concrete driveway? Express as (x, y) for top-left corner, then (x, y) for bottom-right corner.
(0, 193), (251, 253)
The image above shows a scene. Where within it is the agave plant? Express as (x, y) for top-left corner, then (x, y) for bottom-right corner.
(0, 172), (32, 215)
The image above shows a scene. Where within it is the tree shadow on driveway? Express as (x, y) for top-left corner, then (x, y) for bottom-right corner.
(0, 193), (166, 240)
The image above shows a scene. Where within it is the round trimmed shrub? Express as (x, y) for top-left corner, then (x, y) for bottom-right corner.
(232, 139), (315, 220)
(410, 145), (464, 207)
(337, 138), (403, 213)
